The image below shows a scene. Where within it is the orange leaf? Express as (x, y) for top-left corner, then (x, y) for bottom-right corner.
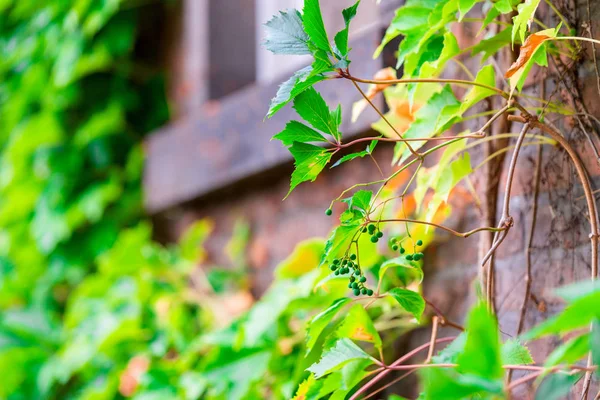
(505, 33), (550, 78)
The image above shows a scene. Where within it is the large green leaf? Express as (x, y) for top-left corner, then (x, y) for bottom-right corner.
(306, 297), (351, 354)
(419, 367), (504, 400)
(321, 224), (361, 266)
(303, 0), (331, 53)
(263, 9), (311, 55)
(336, 304), (382, 350)
(457, 302), (502, 379)
(307, 338), (375, 379)
(387, 288), (425, 322)
(273, 120), (328, 146)
(524, 291), (600, 339)
(287, 142), (333, 197)
(293, 87), (341, 141)
(544, 333), (590, 367)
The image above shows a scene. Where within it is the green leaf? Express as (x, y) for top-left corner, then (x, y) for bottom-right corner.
(303, 0), (331, 53)
(378, 257), (424, 287)
(293, 87), (341, 141)
(458, 0), (479, 20)
(275, 237), (325, 279)
(420, 367), (504, 400)
(267, 65), (330, 118)
(307, 338), (375, 379)
(387, 288), (425, 322)
(315, 359), (373, 399)
(494, 0), (514, 13)
(336, 304), (382, 350)
(457, 302), (502, 379)
(512, 0), (541, 45)
(273, 121), (328, 146)
(524, 291), (600, 339)
(501, 339), (534, 365)
(306, 298), (351, 354)
(432, 333), (467, 364)
(333, 1), (360, 57)
(330, 143), (375, 168)
(592, 320), (600, 374)
(554, 279), (600, 302)
(342, 190), (372, 214)
(459, 64), (496, 113)
(263, 9), (311, 55)
(287, 142), (333, 196)
(387, 85), (460, 164)
(471, 28), (512, 62)
(534, 372), (581, 400)
(321, 224), (361, 266)
(545, 333), (590, 367)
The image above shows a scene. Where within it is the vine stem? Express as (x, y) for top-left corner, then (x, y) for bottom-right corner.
(383, 363), (596, 372)
(370, 218), (506, 239)
(552, 36), (600, 46)
(336, 133), (484, 149)
(348, 336), (457, 400)
(343, 73), (509, 99)
(349, 79), (419, 157)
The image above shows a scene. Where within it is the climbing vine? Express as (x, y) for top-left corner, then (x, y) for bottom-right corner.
(263, 0), (600, 398)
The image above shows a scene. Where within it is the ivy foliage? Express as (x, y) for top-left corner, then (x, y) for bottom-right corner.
(263, 0), (599, 398)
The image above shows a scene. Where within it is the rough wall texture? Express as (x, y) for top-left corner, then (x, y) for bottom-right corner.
(151, 0), (600, 397)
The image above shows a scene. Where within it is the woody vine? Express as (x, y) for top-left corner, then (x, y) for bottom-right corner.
(264, 0), (600, 398)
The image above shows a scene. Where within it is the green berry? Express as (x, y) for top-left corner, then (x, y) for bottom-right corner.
(354, 270), (361, 276)
(353, 289), (361, 296)
(325, 208), (333, 216)
(362, 227), (368, 233)
(368, 224), (376, 232)
(334, 270), (340, 275)
(350, 254), (357, 260)
(400, 247), (406, 254)
(352, 282), (359, 289)
(370, 236), (379, 243)
(348, 283), (353, 288)
(361, 288), (367, 295)
(349, 276), (355, 282)
(416, 239), (423, 246)
(360, 276), (367, 283)
(333, 258), (340, 264)
(377, 231), (383, 238)
(330, 265), (337, 271)
(413, 254), (421, 261)
(406, 254), (414, 261)
(342, 259), (348, 265)
(391, 237), (398, 244)
(367, 289), (374, 296)
(392, 244), (399, 251)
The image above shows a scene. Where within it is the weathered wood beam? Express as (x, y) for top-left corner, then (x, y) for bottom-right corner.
(144, 30), (384, 213)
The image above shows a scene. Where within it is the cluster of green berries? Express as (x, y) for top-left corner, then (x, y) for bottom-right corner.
(362, 223), (384, 243)
(390, 238), (425, 261)
(329, 253), (374, 297)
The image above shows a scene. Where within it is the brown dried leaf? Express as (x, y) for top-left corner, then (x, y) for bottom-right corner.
(505, 33), (550, 78)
